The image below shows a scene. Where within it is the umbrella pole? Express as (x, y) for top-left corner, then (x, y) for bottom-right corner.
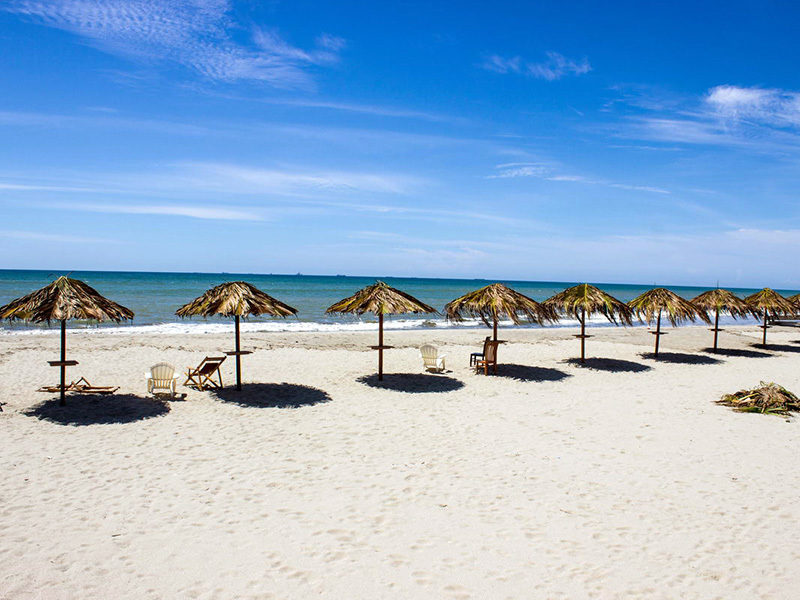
(235, 315), (242, 391)
(654, 310), (662, 357)
(378, 313), (384, 381)
(762, 311), (768, 346)
(713, 308), (720, 351)
(60, 319), (66, 406)
(493, 317), (498, 342)
(580, 307), (586, 363)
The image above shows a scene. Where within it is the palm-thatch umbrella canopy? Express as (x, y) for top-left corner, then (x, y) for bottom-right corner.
(744, 288), (796, 346)
(628, 288), (710, 357)
(786, 293), (800, 315)
(326, 281), (436, 381)
(544, 283), (633, 362)
(691, 289), (756, 352)
(0, 276), (133, 405)
(444, 283), (558, 343)
(176, 281), (297, 390)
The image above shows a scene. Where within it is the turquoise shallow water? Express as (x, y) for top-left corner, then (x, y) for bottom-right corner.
(0, 269), (793, 333)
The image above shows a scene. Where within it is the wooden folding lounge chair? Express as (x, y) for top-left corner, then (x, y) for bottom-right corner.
(38, 377), (119, 395)
(475, 340), (499, 375)
(184, 356), (226, 391)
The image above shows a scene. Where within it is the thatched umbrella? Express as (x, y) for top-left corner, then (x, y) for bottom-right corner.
(444, 283), (558, 342)
(326, 281), (436, 381)
(0, 276), (133, 405)
(744, 288), (795, 346)
(544, 283), (633, 362)
(787, 293), (800, 315)
(176, 281), (297, 390)
(690, 289), (756, 352)
(628, 288), (710, 357)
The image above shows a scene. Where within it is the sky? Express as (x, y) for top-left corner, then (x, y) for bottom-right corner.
(1, 1), (799, 287)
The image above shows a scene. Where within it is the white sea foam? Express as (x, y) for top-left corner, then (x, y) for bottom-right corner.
(0, 313), (759, 336)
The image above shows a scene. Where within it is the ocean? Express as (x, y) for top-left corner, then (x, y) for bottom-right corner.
(0, 269), (791, 334)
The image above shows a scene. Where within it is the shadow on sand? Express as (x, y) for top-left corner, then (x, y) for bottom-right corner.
(25, 394), (170, 426)
(702, 347), (772, 358)
(752, 343), (800, 354)
(490, 364), (571, 382)
(213, 383), (332, 408)
(564, 357), (652, 373)
(357, 373), (464, 393)
(640, 352), (722, 365)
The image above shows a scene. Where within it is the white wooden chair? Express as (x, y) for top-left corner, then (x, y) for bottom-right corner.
(419, 344), (446, 373)
(145, 362), (179, 397)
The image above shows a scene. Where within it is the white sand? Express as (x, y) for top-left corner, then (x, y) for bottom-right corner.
(2, 323), (800, 599)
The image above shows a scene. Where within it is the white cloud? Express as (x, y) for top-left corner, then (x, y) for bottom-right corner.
(613, 85), (800, 152)
(2, 1), (344, 88)
(706, 85), (800, 128)
(487, 162), (670, 194)
(65, 202), (262, 221)
(482, 51), (591, 80)
(0, 229), (117, 243)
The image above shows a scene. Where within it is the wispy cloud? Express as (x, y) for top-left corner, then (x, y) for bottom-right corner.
(65, 202), (263, 221)
(481, 51), (591, 81)
(0, 229), (118, 243)
(488, 162), (670, 194)
(2, 1), (344, 88)
(611, 84), (800, 153)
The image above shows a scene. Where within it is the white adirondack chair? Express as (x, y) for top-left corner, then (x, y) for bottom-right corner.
(419, 344), (446, 373)
(145, 362), (179, 397)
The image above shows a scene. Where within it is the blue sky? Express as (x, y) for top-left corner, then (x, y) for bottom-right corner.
(1, 1), (799, 287)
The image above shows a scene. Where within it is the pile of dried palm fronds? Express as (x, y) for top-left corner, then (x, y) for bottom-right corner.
(176, 281), (297, 318)
(628, 287), (709, 325)
(0, 275), (133, 323)
(326, 281), (436, 315)
(716, 381), (800, 415)
(445, 283), (557, 326)
(545, 283), (632, 324)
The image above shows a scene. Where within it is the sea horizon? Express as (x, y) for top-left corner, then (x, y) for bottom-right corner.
(1, 268), (791, 334)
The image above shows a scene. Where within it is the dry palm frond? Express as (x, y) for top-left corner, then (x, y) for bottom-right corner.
(176, 281), (297, 318)
(0, 275), (133, 323)
(544, 283), (633, 324)
(716, 381), (800, 415)
(690, 289), (756, 319)
(444, 283), (558, 326)
(787, 293), (800, 310)
(628, 287), (710, 326)
(325, 281), (436, 316)
(744, 288), (795, 318)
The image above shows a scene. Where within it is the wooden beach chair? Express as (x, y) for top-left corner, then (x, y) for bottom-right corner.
(184, 356), (226, 391)
(470, 337), (491, 367)
(145, 362), (180, 397)
(38, 377), (119, 395)
(419, 344), (446, 373)
(475, 341), (499, 375)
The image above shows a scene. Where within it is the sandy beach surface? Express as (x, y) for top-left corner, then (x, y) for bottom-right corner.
(2, 322), (800, 599)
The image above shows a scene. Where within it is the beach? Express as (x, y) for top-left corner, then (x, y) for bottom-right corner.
(2, 323), (800, 599)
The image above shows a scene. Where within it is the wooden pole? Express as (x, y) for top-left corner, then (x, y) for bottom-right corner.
(234, 315), (242, 391)
(493, 317), (498, 342)
(654, 310), (662, 357)
(713, 308), (720, 351)
(378, 312), (384, 381)
(762, 311), (768, 346)
(60, 319), (66, 406)
(580, 307), (586, 363)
